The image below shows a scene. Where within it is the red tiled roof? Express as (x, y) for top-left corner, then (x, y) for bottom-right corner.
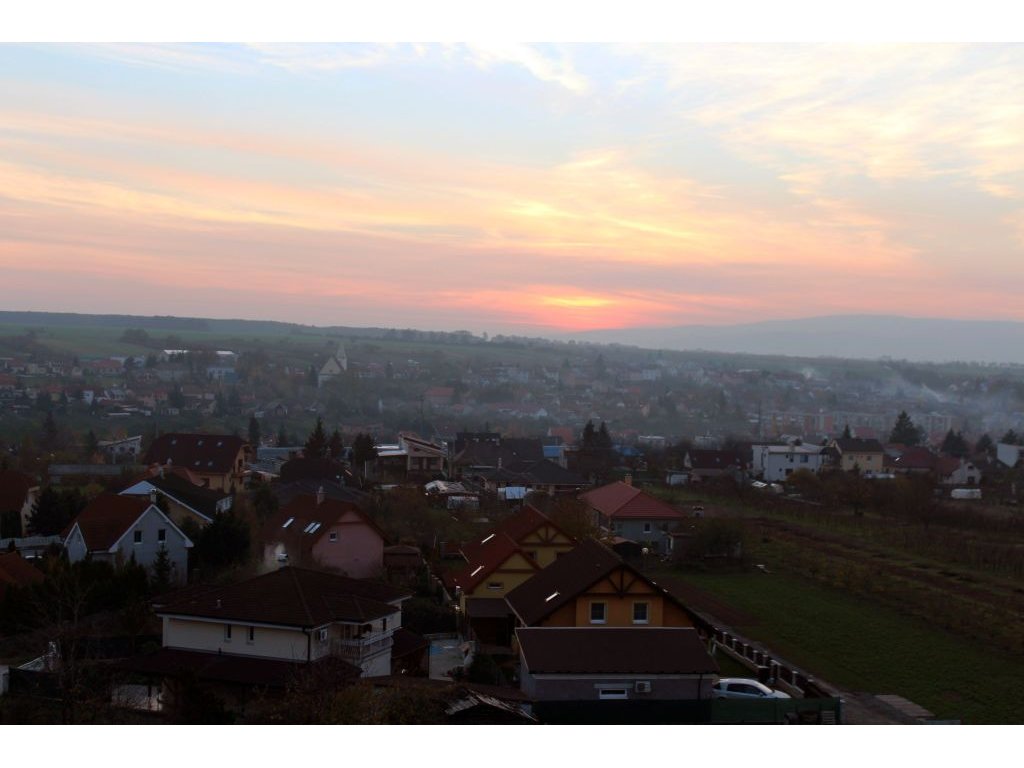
(65, 494), (152, 551)
(447, 532), (538, 593)
(144, 433), (248, 475)
(157, 566), (411, 628)
(0, 551), (44, 597)
(516, 627), (718, 675)
(935, 456), (963, 477)
(580, 482), (685, 521)
(891, 446), (937, 470)
(0, 469), (34, 514)
(264, 494), (387, 557)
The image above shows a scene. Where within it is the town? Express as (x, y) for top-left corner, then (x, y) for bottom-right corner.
(1, 312), (1023, 724)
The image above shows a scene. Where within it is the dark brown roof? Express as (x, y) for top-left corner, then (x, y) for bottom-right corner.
(580, 482), (685, 521)
(65, 494), (153, 551)
(125, 473), (228, 520)
(157, 566), (411, 628)
(516, 627), (718, 675)
(465, 597), (514, 619)
(0, 469), (34, 514)
(505, 538), (663, 625)
(144, 433), (248, 475)
(835, 437), (884, 454)
(118, 647), (360, 688)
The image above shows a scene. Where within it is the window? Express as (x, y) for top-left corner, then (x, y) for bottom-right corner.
(157, 529), (166, 543)
(590, 602), (606, 624)
(329, 532), (338, 542)
(382, 618), (387, 631)
(133, 530), (143, 545)
(597, 687), (628, 700)
(224, 624), (232, 641)
(643, 523), (652, 534)
(282, 517), (294, 529)
(316, 628), (328, 643)
(632, 602), (649, 624)
(247, 626), (255, 644)
(487, 581), (503, 591)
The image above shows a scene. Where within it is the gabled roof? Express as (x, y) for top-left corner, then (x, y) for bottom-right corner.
(516, 627), (718, 675)
(504, 459), (588, 487)
(504, 538), (688, 626)
(834, 437), (884, 454)
(0, 469), (35, 513)
(890, 446), (937, 471)
(580, 482), (686, 521)
(157, 566), (411, 628)
(63, 495), (159, 552)
(447, 532), (538, 593)
(121, 473), (229, 521)
(144, 433), (248, 475)
(263, 494), (387, 557)
(458, 505), (574, 569)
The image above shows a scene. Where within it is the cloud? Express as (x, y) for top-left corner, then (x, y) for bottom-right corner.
(461, 43), (589, 94)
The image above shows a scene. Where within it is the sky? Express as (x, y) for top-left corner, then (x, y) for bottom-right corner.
(2, 41), (1024, 335)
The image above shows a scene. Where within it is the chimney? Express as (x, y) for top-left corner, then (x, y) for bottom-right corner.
(316, 485), (325, 506)
(149, 489), (158, 505)
(624, 474), (633, 486)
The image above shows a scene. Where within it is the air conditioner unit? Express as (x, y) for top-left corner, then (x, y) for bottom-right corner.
(634, 681), (652, 693)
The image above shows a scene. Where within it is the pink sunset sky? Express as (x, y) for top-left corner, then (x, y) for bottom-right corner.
(2, 41), (1023, 335)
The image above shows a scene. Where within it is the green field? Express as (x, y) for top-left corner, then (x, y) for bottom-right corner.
(659, 569), (1024, 724)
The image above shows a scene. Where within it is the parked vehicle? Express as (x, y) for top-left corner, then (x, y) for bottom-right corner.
(712, 678), (791, 700)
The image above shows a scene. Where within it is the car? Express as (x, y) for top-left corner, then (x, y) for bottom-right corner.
(712, 677), (791, 700)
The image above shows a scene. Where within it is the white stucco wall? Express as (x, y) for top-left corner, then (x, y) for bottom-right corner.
(163, 616), (311, 662)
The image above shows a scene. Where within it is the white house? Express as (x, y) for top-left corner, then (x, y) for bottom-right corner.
(155, 567), (412, 678)
(62, 494), (192, 584)
(752, 443), (827, 482)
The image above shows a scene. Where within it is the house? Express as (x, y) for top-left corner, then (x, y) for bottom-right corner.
(445, 505), (576, 624)
(752, 443), (828, 482)
(119, 470), (233, 529)
(936, 457), (982, 486)
(504, 538), (698, 630)
(153, 566), (413, 678)
(143, 433), (252, 492)
(683, 449), (748, 482)
(516, 627), (718, 721)
(317, 346), (347, 388)
(262, 490), (386, 578)
(469, 459), (588, 497)
(828, 437), (886, 475)
(62, 494), (193, 584)
(97, 435), (143, 464)
(373, 433), (446, 479)
(0, 469), (39, 537)
(580, 480), (687, 554)
(887, 445), (938, 475)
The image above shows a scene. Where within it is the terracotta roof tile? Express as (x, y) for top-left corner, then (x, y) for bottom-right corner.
(580, 482), (685, 521)
(65, 494), (152, 551)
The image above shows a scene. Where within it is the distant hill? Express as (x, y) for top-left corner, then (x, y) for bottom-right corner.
(565, 315), (1024, 365)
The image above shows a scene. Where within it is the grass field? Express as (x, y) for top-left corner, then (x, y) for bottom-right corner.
(657, 568), (1024, 724)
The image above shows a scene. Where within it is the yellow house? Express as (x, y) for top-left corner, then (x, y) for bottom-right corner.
(505, 538), (696, 629)
(446, 505), (576, 612)
(830, 437), (885, 475)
